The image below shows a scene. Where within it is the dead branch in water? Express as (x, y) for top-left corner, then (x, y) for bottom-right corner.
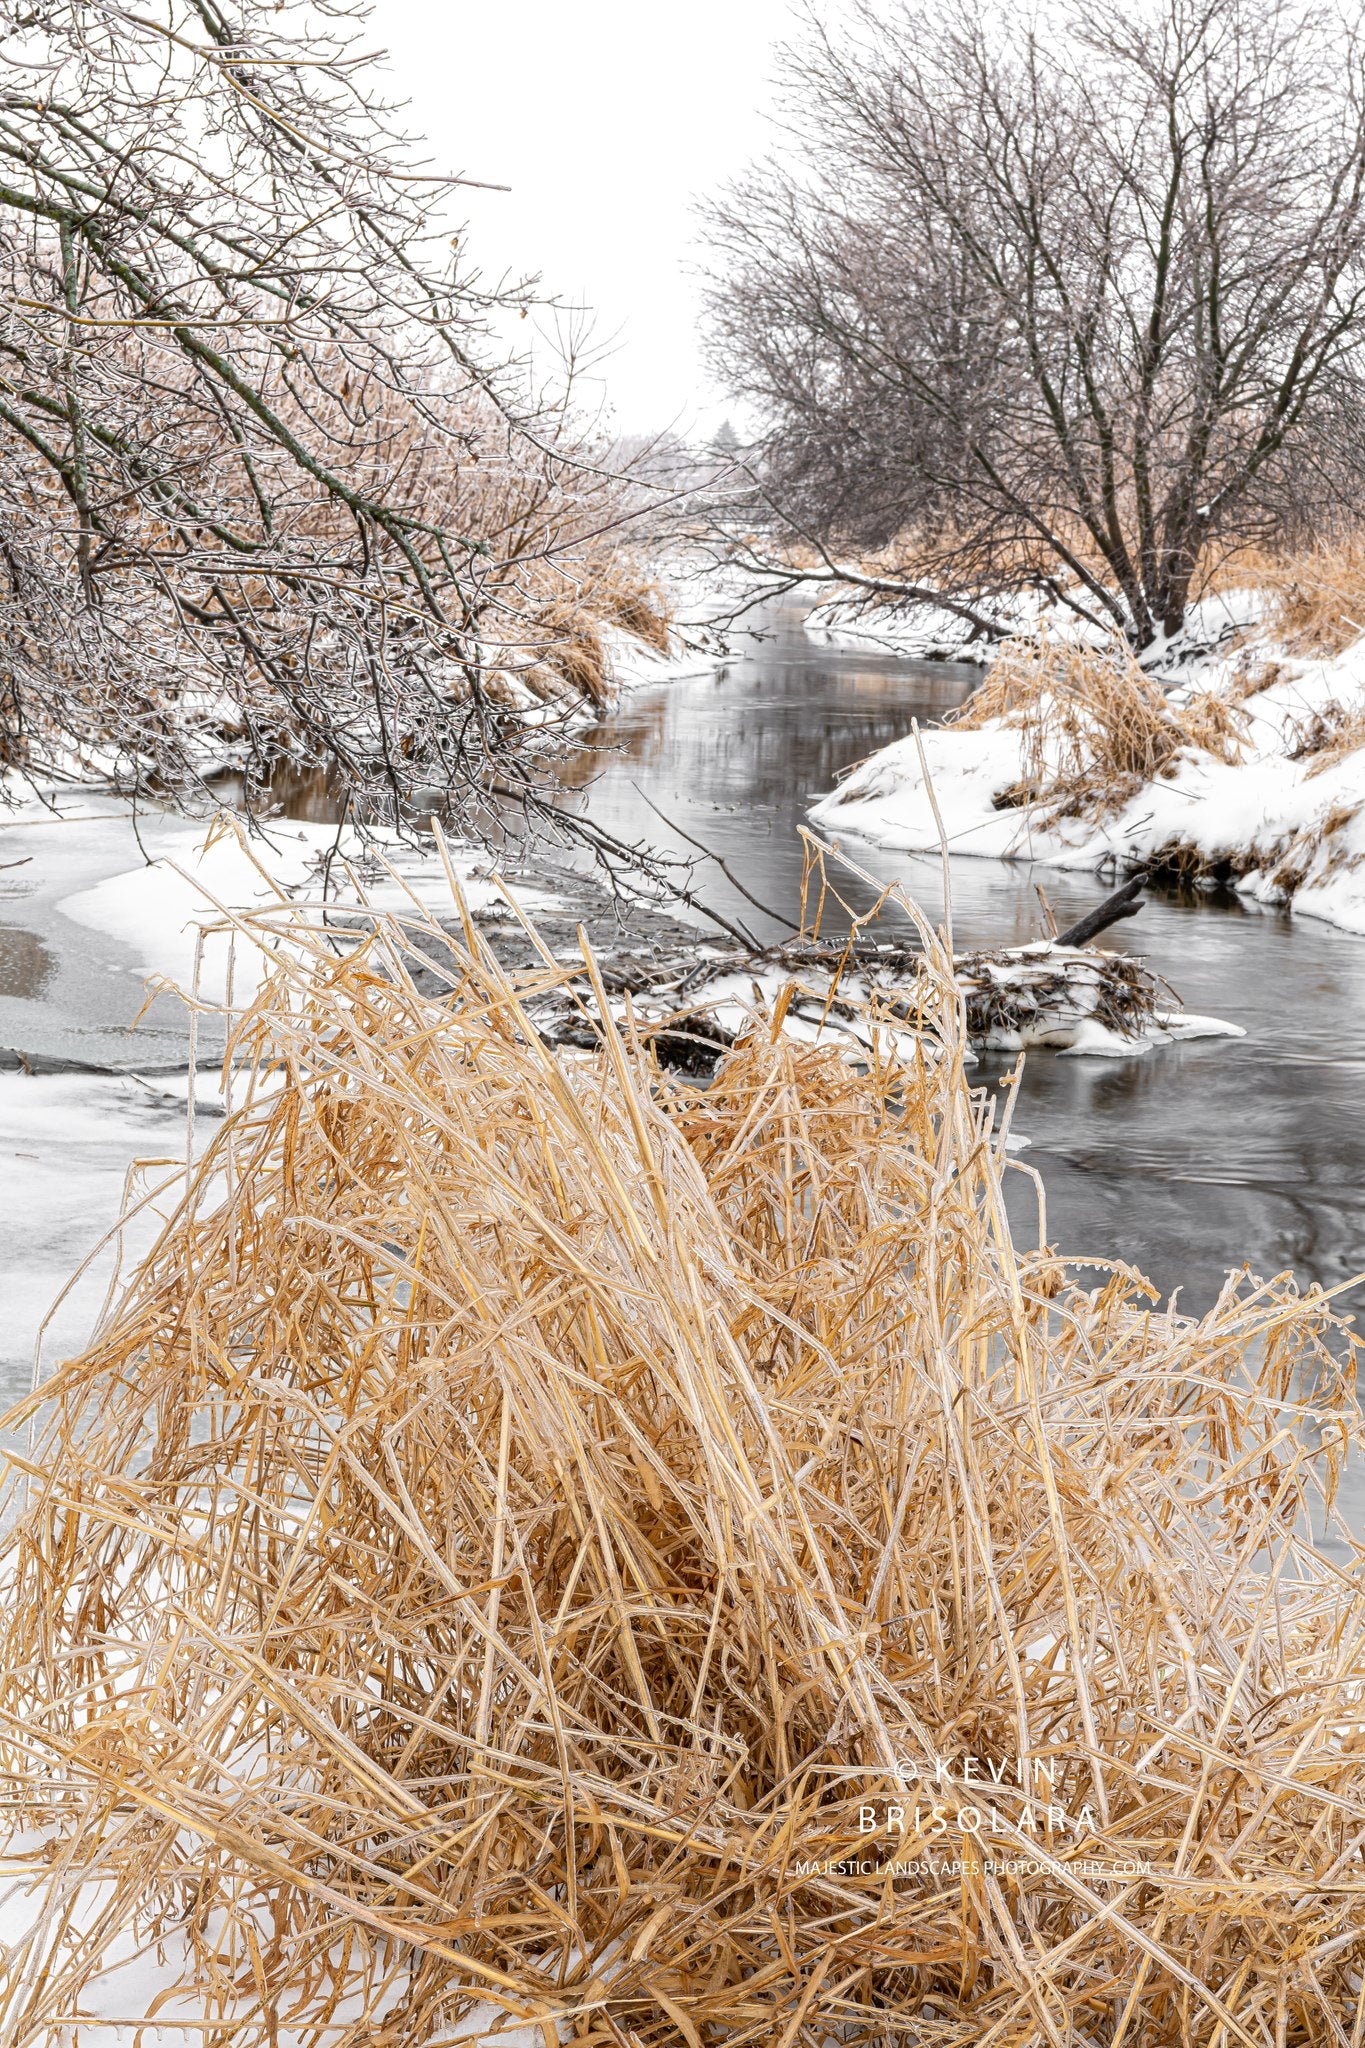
(1054, 872), (1147, 947)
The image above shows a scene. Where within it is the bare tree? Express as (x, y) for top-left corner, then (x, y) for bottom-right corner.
(0, 0), (664, 824)
(704, 0), (1365, 646)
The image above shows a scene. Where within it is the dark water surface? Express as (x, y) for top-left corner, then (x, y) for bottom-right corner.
(555, 612), (1365, 1321)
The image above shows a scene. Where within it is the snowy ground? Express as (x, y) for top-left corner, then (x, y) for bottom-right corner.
(811, 592), (1365, 938)
(805, 587), (1019, 661)
(58, 812), (562, 1000)
(804, 581), (1260, 667)
(0, 1070), (217, 1425)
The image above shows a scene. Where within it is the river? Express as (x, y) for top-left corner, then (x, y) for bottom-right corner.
(2, 606), (1363, 1421)
(555, 608), (1365, 1321)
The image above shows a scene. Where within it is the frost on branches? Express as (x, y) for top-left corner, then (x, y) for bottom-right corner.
(0, 0), (667, 825)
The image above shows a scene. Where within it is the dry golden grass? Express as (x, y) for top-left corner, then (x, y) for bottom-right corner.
(602, 577), (672, 656)
(0, 860), (1363, 2045)
(950, 634), (1247, 820)
(1285, 695), (1365, 778)
(1198, 535), (1365, 656)
(1174, 687), (1249, 760)
(520, 599), (615, 707)
(1263, 539), (1365, 656)
(510, 568), (673, 708)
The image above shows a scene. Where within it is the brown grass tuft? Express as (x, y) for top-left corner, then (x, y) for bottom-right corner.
(603, 575), (672, 655)
(528, 599), (612, 706)
(1286, 695), (1365, 777)
(0, 867), (1362, 2044)
(951, 634), (1247, 820)
(1175, 687), (1249, 760)
(519, 566), (673, 707)
(1254, 537), (1365, 656)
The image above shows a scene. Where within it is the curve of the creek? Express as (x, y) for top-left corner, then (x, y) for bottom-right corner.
(555, 611), (1365, 1324)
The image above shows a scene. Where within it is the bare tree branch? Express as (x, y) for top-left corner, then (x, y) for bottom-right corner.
(0, 0), (669, 837)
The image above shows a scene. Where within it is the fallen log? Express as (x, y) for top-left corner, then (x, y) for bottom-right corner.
(408, 866), (1233, 1068)
(1054, 873), (1146, 948)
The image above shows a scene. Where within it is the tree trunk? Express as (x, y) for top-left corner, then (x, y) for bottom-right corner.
(1155, 524), (1205, 642)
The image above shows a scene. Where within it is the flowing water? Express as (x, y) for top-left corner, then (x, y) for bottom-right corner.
(555, 610), (1365, 1320)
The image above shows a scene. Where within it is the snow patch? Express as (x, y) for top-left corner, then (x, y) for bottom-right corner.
(59, 820), (551, 1003)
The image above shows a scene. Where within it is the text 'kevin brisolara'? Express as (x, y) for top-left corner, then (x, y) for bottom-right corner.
(851, 1750), (1099, 1841)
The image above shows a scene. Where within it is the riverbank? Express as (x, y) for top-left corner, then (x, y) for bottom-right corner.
(811, 605), (1365, 938)
(802, 582), (1257, 666)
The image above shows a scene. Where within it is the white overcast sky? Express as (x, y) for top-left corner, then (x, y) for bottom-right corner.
(370, 0), (800, 436)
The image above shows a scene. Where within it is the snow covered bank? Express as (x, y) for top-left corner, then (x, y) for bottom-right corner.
(804, 588), (1019, 661)
(58, 817), (558, 1005)
(811, 608), (1365, 939)
(601, 618), (729, 692)
(803, 583), (1260, 668)
(602, 554), (744, 692)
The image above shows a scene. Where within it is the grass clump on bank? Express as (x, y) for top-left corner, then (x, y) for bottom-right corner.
(0, 875), (1362, 2045)
(1256, 535), (1365, 657)
(506, 560), (675, 712)
(950, 634), (1247, 821)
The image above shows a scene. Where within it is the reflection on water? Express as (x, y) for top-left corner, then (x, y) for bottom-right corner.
(0, 925), (54, 1000)
(554, 637), (978, 941)
(214, 760), (346, 824)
